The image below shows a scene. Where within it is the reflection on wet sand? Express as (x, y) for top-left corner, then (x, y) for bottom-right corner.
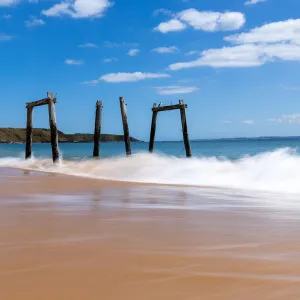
(1, 168), (300, 299)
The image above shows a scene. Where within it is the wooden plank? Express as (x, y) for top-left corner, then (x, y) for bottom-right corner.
(48, 99), (60, 163)
(152, 103), (187, 112)
(119, 97), (132, 156)
(26, 98), (56, 108)
(93, 100), (103, 157)
(25, 106), (33, 159)
(149, 104), (158, 153)
(179, 100), (192, 157)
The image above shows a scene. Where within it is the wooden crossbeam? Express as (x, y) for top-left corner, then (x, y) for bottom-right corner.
(152, 103), (187, 112)
(149, 100), (192, 157)
(26, 98), (56, 108)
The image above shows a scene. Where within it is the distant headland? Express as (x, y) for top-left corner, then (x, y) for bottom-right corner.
(0, 128), (139, 143)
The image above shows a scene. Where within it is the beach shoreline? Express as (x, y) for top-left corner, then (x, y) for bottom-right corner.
(1, 167), (300, 299)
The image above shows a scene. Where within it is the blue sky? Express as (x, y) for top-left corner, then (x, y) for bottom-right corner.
(1, 0), (300, 140)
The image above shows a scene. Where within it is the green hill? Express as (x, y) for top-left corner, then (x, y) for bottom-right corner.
(0, 128), (139, 143)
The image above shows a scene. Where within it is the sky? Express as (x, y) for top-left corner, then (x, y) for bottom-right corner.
(1, 0), (300, 140)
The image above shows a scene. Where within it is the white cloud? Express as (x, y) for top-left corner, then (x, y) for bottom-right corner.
(242, 120), (254, 125)
(2, 14), (12, 19)
(78, 42), (98, 48)
(82, 72), (171, 84)
(65, 59), (84, 65)
(155, 85), (199, 95)
(245, 0), (266, 5)
(179, 9), (245, 32)
(223, 121), (232, 124)
(155, 19), (187, 33)
(0, 0), (17, 6)
(225, 19), (300, 45)
(155, 9), (245, 33)
(152, 46), (178, 53)
(25, 16), (45, 28)
(128, 49), (140, 56)
(269, 114), (300, 124)
(42, 0), (113, 19)
(153, 8), (172, 17)
(169, 42), (300, 70)
(0, 33), (13, 41)
(103, 57), (117, 63)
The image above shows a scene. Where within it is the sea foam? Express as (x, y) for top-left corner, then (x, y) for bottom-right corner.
(0, 148), (300, 194)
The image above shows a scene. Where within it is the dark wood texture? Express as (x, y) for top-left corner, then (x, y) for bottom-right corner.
(93, 100), (103, 157)
(26, 98), (56, 108)
(25, 106), (33, 159)
(179, 100), (192, 157)
(149, 104), (158, 153)
(48, 99), (60, 163)
(152, 103), (187, 112)
(119, 97), (132, 156)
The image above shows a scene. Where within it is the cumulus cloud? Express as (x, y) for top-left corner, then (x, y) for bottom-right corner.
(154, 19), (187, 33)
(78, 42), (98, 48)
(42, 0), (113, 19)
(245, 0), (266, 5)
(25, 16), (45, 28)
(179, 9), (245, 32)
(82, 72), (170, 84)
(225, 19), (300, 45)
(155, 9), (245, 33)
(242, 120), (254, 125)
(128, 49), (140, 56)
(152, 46), (178, 53)
(0, 0), (18, 6)
(155, 85), (199, 95)
(269, 114), (300, 124)
(169, 18), (300, 71)
(65, 59), (84, 65)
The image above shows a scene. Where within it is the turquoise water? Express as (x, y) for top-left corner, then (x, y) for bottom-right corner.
(1, 138), (300, 160)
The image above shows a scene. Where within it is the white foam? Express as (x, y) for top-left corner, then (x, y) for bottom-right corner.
(1, 148), (300, 194)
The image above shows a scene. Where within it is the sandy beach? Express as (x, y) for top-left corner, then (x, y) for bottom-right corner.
(1, 167), (300, 299)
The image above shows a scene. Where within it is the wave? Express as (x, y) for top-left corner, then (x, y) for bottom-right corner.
(0, 148), (300, 194)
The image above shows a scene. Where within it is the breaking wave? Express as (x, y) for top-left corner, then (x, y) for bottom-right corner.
(0, 148), (300, 194)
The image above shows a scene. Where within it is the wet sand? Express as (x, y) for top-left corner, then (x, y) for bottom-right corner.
(1, 168), (300, 299)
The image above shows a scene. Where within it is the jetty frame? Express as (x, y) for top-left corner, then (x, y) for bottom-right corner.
(25, 92), (60, 163)
(149, 100), (192, 157)
(24, 94), (191, 161)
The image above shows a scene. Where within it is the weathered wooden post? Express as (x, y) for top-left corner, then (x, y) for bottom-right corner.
(47, 92), (60, 163)
(179, 100), (192, 157)
(25, 106), (33, 159)
(119, 97), (132, 156)
(149, 104), (158, 153)
(93, 100), (103, 157)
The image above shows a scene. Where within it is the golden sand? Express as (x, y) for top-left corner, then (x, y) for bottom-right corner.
(0, 168), (300, 299)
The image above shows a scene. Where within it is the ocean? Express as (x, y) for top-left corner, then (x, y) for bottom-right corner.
(1, 138), (300, 195)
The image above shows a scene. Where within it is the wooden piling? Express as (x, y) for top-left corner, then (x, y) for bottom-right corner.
(48, 94), (60, 163)
(93, 100), (103, 157)
(149, 104), (158, 153)
(179, 100), (192, 157)
(119, 97), (132, 156)
(25, 106), (33, 159)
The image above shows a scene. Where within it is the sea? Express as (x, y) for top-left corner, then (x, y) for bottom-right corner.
(1, 138), (300, 196)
